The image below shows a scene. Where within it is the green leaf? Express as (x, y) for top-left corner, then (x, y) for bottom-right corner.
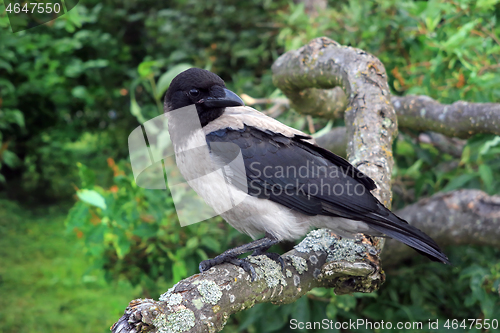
(478, 164), (493, 192)
(441, 20), (477, 52)
(0, 109), (25, 128)
(10, 110), (25, 128)
(442, 173), (477, 192)
(115, 232), (132, 259)
(86, 224), (107, 257)
(479, 136), (500, 156)
(77, 162), (96, 189)
(84, 59), (109, 69)
(326, 301), (338, 319)
(201, 236), (221, 253)
(476, 0), (500, 10)
(138, 60), (163, 78)
(1, 150), (21, 168)
(0, 59), (13, 73)
(293, 296), (310, 323)
(172, 261), (187, 282)
(71, 86), (87, 99)
(130, 97), (146, 124)
(156, 63), (193, 99)
(77, 189), (107, 209)
(186, 237), (199, 250)
(65, 202), (90, 231)
(133, 223), (159, 238)
(405, 159), (423, 178)
(460, 145), (471, 165)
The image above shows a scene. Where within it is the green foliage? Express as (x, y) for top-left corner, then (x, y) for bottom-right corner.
(0, 0), (291, 199)
(130, 62), (193, 123)
(0, 108), (25, 182)
(276, 0), (500, 103)
(65, 159), (250, 295)
(273, 0), (500, 208)
(392, 133), (500, 207)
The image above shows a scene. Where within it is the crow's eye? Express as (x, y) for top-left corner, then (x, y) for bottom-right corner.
(189, 89), (200, 97)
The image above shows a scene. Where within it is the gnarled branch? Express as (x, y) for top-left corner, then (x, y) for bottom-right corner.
(272, 37), (397, 207)
(112, 232), (383, 333)
(315, 126), (348, 157)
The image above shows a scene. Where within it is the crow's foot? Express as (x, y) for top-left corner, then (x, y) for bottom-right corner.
(199, 234), (280, 282)
(228, 257), (257, 281)
(199, 255), (257, 281)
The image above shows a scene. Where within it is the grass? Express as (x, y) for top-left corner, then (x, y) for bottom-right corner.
(0, 199), (140, 333)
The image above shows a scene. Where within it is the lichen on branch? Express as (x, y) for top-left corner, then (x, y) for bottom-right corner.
(111, 232), (383, 333)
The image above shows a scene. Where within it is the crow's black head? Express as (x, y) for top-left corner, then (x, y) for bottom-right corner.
(164, 68), (244, 127)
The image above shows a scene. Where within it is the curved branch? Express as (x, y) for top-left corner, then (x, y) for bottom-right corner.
(383, 189), (500, 265)
(272, 37), (397, 207)
(279, 86), (347, 119)
(316, 128), (466, 158)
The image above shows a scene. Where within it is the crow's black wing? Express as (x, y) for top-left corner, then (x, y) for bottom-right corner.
(206, 125), (449, 264)
(207, 126), (380, 216)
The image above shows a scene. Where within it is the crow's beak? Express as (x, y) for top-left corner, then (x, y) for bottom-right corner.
(204, 88), (244, 108)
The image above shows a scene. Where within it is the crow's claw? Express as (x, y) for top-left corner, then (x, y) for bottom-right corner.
(228, 258), (257, 281)
(199, 259), (216, 273)
(199, 256), (257, 281)
(198, 235), (280, 282)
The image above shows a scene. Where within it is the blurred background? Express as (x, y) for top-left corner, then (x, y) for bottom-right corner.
(1, 0), (499, 332)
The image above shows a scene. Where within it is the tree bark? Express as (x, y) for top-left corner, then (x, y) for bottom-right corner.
(272, 37), (397, 207)
(315, 126), (348, 157)
(393, 95), (500, 139)
(316, 128), (466, 158)
(383, 189), (500, 265)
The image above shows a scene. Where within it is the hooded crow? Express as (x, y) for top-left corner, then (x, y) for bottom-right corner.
(164, 68), (449, 279)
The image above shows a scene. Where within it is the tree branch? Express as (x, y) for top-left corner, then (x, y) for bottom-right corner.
(272, 37), (397, 207)
(111, 232), (383, 333)
(383, 189), (500, 265)
(392, 95), (500, 139)
(270, 86), (500, 140)
(316, 129), (466, 158)
(417, 132), (466, 158)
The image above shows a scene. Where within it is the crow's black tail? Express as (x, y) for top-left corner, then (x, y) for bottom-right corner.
(368, 203), (450, 264)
